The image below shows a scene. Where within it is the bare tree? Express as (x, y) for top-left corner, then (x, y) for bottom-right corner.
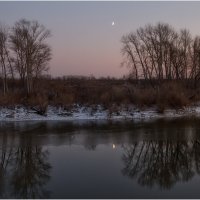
(10, 19), (52, 95)
(121, 22), (195, 85)
(189, 36), (200, 87)
(0, 24), (10, 95)
(121, 35), (138, 80)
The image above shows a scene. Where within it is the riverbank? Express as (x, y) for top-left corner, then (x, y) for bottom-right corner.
(0, 104), (199, 121)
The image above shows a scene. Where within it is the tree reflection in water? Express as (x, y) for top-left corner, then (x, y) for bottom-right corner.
(121, 140), (200, 189)
(11, 147), (51, 198)
(0, 134), (51, 198)
(0, 133), (15, 197)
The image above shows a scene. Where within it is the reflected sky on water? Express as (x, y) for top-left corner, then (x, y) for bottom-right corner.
(0, 119), (199, 198)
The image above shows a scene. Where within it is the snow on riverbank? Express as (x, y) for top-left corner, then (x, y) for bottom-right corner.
(0, 104), (199, 121)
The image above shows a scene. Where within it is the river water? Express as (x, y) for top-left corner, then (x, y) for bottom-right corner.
(0, 118), (199, 198)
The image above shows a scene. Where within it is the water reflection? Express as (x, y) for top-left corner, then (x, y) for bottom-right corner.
(0, 119), (199, 198)
(0, 133), (51, 198)
(121, 140), (200, 189)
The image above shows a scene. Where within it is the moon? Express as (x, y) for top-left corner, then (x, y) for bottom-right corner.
(112, 21), (115, 26)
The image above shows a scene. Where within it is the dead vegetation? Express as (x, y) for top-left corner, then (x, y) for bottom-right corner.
(0, 76), (198, 114)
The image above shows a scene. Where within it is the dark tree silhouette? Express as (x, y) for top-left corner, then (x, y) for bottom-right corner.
(10, 136), (51, 198)
(121, 22), (200, 87)
(121, 139), (200, 189)
(10, 19), (52, 94)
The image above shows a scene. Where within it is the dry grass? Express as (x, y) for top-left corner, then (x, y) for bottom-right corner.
(0, 77), (198, 112)
(157, 82), (189, 109)
(132, 87), (157, 107)
(0, 92), (23, 107)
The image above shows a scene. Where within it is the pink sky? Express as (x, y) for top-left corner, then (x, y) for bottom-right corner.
(1, 2), (200, 77)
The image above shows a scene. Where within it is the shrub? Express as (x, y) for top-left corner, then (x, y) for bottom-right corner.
(158, 82), (189, 109)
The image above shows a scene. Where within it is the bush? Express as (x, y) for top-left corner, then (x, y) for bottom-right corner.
(158, 82), (189, 109)
(0, 77), (196, 110)
(133, 87), (156, 107)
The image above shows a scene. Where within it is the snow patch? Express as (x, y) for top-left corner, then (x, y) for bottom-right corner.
(0, 104), (199, 122)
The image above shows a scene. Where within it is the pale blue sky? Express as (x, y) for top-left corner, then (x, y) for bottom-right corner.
(0, 1), (200, 77)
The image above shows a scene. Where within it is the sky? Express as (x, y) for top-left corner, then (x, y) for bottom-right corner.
(1, 1), (200, 78)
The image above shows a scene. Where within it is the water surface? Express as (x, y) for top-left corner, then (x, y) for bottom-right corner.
(0, 118), (200, 198)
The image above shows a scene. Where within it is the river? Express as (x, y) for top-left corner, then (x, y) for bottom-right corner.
(0, 118), (199, 198)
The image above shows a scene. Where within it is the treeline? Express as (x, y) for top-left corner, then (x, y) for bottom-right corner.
(0, 18), (51, 95)
(121, 22), (200, 87)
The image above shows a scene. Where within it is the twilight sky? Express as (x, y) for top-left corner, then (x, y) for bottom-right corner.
(0, 1), (200, 78)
